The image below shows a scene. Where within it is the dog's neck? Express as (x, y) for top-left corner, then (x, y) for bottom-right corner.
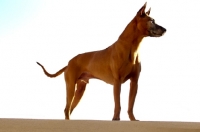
(118, 18), (144, 64)
(118, 18), (144, 51)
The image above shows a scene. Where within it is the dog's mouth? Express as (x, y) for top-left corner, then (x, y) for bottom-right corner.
(149, 30), (166, 37)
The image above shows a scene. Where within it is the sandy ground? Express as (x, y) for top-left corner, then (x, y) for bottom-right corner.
(0, 118), (200, 132)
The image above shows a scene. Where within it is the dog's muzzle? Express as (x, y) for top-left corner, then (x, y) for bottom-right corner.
(149, 25), (166, 37)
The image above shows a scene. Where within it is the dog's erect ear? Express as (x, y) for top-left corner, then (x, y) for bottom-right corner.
(137, 2), (147, 16)
(146, 7), (151, 15)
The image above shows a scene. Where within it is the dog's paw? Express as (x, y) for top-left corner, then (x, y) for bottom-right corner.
(131, 119), (139, 121)
(112, 117), (120, 121)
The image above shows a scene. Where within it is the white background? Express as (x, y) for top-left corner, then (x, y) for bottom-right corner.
(1, 0), (200, 122)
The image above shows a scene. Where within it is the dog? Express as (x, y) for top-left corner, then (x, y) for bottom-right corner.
(37, 2), (166, 121)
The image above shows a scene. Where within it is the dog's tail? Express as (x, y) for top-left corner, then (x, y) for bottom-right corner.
(36, 62), (67, 78)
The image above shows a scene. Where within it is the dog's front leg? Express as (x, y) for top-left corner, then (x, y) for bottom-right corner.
(127, 77), (139, 121)
(112, 80), (121, 121)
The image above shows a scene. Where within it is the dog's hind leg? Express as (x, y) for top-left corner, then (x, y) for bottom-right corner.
(64, 82), (76, 120)
(70, 80), (87, 115)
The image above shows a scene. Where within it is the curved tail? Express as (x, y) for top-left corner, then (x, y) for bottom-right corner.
(36, 62), (67, 78)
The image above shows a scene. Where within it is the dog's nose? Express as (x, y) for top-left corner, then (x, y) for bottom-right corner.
(163, 28), (166, 32)
(161, 27), (166, 35)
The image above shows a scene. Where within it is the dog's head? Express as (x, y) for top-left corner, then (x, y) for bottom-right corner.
(135, 2), (166, 37)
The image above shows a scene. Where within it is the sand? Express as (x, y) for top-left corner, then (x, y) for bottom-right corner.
(0, 118), (200, 132)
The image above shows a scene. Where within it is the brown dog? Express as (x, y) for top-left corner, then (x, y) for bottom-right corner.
(37, 2), (166, 121)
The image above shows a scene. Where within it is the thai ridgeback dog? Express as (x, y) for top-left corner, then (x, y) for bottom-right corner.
(37, 2), (166, 121)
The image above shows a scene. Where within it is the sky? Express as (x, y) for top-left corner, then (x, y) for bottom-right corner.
(1, 0), (200, 122)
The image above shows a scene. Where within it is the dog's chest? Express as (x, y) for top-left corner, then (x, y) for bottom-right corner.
(119, 54), (141, 83)
(131, 51), (140, 65)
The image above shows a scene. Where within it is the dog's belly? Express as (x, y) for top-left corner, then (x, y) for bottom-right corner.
(95, 72), (115, 84)
(77, 60), (140, 85)
(78, 65), (136, 85)
(78, 71), (114, 85)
